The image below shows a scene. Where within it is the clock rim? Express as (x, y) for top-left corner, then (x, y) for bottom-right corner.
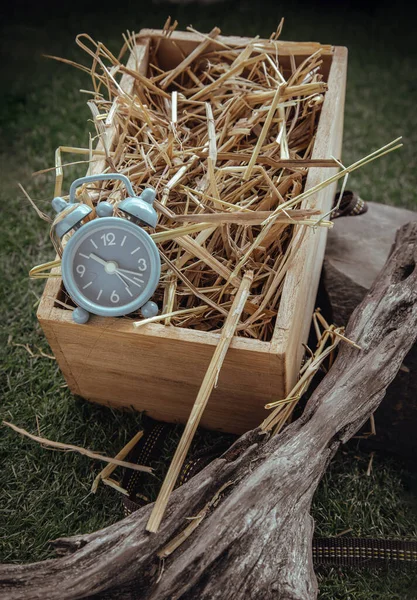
(61, 217), (161, 317)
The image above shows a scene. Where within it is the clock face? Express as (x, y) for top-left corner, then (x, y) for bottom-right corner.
(62, 218), (160, 317)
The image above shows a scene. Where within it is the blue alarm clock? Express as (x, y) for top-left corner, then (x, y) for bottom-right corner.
(52, 173), (161, 324)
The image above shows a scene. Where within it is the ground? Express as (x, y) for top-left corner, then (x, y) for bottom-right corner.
(1, 1), (417, 598)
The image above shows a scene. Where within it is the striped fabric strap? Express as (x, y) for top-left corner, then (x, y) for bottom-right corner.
(313, 537), (417, 566)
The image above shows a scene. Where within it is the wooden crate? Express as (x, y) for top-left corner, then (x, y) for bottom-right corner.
(38, 30), (347, 435)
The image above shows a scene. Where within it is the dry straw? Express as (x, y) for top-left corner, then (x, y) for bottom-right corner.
(3, 421), (152, 474)
(32, 23), (401, 344)
(91, 429), (144, 493)
(38, 23), (343, 342)
(146, 271), (253, 533)
(260, 309), (360, 434)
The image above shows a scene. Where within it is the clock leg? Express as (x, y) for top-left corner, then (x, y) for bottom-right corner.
(73, 307), (90, 324)
(141, 301), (158, 319)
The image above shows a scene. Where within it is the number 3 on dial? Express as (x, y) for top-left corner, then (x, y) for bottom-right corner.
(138, 258), (147, 271)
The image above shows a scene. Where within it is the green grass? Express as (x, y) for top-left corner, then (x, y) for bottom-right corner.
(313, 451), (417, 599)
(1, 1), (417, 597)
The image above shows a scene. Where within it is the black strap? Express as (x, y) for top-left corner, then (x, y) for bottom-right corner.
(331, 190), (368, 219)
(313, 537), (417, 566)
(122, 420), (172, 516)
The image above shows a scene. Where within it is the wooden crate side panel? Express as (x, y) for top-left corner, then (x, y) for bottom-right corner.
(37, 316), (81, 395)
(37, 268), (61, 319)
(43, 315), (282, 433)
(137, 29), (333, 62)
(37, 267), (81, 393)
(40, 295), (272, 352)
(272, 46), (348, 393)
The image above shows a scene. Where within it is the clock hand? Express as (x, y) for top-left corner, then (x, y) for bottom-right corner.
(116, 270), (143, 289)
(88, 256), (143, 281)
(117, 267), (145, 279)
(89, 253), (120, 276)
(115, 272), (133, 294)
(89, 253), (109, 267)
(87, 254), (143, 288)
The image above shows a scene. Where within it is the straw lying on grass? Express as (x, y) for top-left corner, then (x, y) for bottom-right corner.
(3, 421), (152, 474)
(91, 429), (144, 493)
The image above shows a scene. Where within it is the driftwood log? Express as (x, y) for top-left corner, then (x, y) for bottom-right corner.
(2, 222), (417, 600)
(323, 203), (417, 461)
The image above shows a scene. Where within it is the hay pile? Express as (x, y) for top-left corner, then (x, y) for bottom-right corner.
(50, 23), (335, 340)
